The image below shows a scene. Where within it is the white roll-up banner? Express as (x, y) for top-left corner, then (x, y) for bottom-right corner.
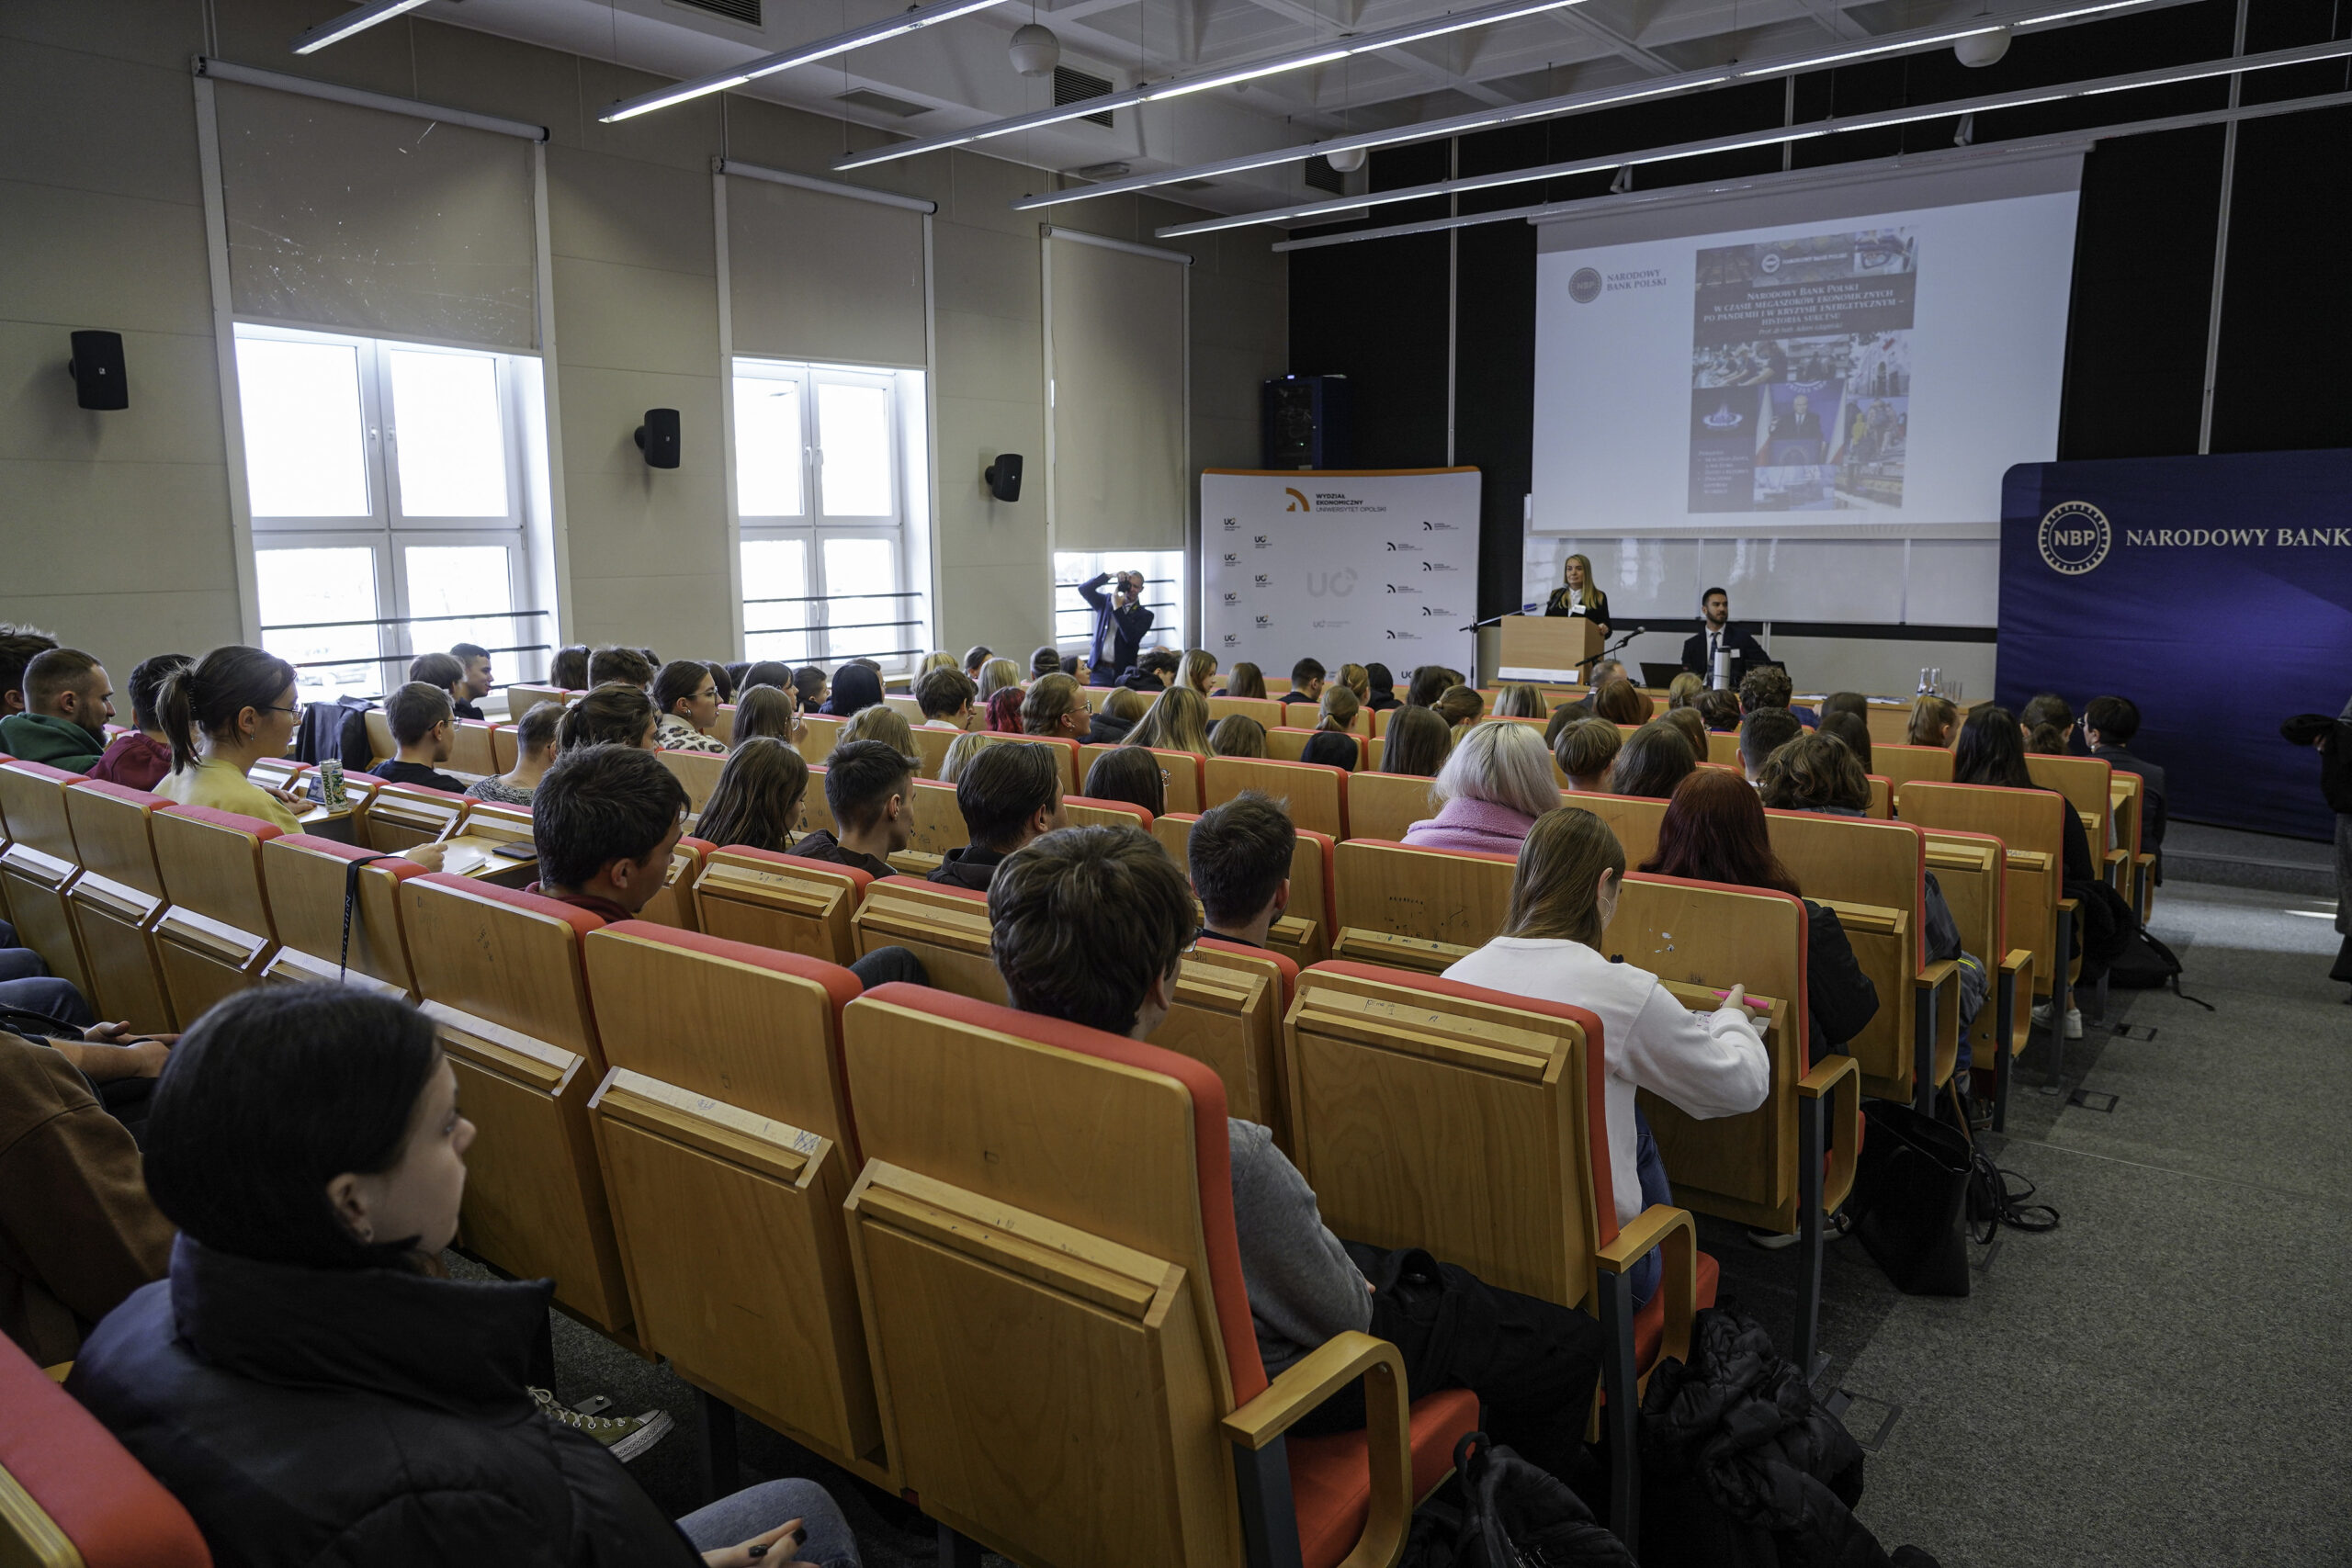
(1201, 468), (1481, 681)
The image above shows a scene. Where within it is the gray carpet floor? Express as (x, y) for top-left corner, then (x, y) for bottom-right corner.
(466, 875), (2351, 1567)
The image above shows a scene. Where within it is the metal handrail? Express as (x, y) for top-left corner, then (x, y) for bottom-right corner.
(741, 591), (925, 606)
(260, 609), (550, 634)
(291, 643), (549, 671)
(741, 618), (924, 637)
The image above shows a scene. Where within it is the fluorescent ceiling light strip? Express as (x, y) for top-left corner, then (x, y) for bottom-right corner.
(1734, 27), (2005, 75)
(1153, 35), (2352, 236)
(1010, 0), (2194, 210)
(831, 0), (1587, 171)
(598, 0), (1012, 123)
(290, 0), (433, 54)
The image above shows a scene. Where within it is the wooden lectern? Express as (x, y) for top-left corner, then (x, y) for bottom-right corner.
(1498, 615), (1602, 683)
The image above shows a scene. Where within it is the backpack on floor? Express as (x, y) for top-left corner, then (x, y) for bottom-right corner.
(1398, 1432), (1632, 1568)
(2106, 928), (2211, 1009)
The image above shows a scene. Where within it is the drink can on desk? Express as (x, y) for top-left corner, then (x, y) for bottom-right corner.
(319, 759), (346, 809)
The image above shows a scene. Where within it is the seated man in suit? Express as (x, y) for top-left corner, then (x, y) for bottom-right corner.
(985, 824), (1604, 1483)
(2085, 695), (2166, 874)
(1679, 586), (1770, 687)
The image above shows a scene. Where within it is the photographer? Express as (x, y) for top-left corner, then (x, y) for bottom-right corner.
(1079, 569), (1153, 688)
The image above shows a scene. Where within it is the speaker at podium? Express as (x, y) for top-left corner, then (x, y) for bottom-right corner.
(1497, 615), (1602, 683)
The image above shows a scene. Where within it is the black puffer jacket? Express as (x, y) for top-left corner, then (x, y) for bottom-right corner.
(1804, 901), (1880, 1060)
(69, 1237), (698, 1568)
(1640, 1304), (1928, 1568)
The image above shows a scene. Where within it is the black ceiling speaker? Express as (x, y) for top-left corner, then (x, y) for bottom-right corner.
(634, 408), (680, 468)
(984, 453), (1023, 502)
(68, 330), (129, 411)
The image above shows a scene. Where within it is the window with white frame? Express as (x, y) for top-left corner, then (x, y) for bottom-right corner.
(1053, 550), (1185, 661)
(735, 359), (930, 673)
(232, 324), (552, 706)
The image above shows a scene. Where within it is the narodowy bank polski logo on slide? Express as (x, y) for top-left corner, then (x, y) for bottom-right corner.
(2038, 500), (2111, 575)
(1569, 267), (1602, 304)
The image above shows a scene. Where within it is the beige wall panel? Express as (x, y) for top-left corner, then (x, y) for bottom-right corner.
(567, 570), (734, 657)
(0, 588), (242, 678)
(556, 365), (722, 479)
(726, 178), (925, 367)
(210, 0), (420, 96)
(943, 151), (1051, 238)
(545, 145), (715, 276)
(0, 458), (237, 596)
(550, 255), (718, 378)
(0, 0), (208, 69)
(411, 20), (590, 139)
(0, 180), (214, 336)
(932, 223), (1040, 322)
(0, 323), (224, 468)
(572, 58), (726, 175)
(932, 562), (1052, 658)
(0, 42), (202, 208)
(560, 469), (733, 581)
(934, 308), (1043, 404)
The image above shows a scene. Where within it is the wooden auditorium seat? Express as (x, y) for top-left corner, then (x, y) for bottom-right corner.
(1923, 830), (2037, 1129)
(503, 682), (570, 716)
(797, 713), (847, 762)
(362, 708), (394, 769)
(893, 778), (966, 877)
(851, 878), (1000, 1000)
(1062, 794), (1152, 831)
(0, 1333), (210, 1568)
(1149, 813), (1334, 966)
(838, 982), (1477, 1568)
(149, 805), (282, 1027)
(61, 782), (176, 1031)
(1871, 742), (1954, 795)
(259, 832), (426, 997)
(356, 778), (467, 853)
(1330, 839), (1515, 975)
(1280, 960), (1706, 1550)
(397, 874), (631, 1336)
(659, 747), (727, 812)
(1866, 775), (1893, 818)
(1563, 791), (1666, 870)
(1265, 729), (1368, 770)
(580, 922), (888, 1484)
(449, 718), (498, 777)
(1080, 744), (1204, 813)
(491, 721), (521, 773)
(908, 723), (956, 781)
(638, 836), (711, 934)
(1344, 771), (1435, 843)
(2027, 753), (2126, 884)
(1607, 873), (1860, 1378)
(1206, 694), (1283, 730)
(1704, 731), (1743, 769)
(0, 761), (92, 994)
(1158, 937), (1296, 1146)
(694, 846), (871, 966)
(1204, 756), (1349, 840)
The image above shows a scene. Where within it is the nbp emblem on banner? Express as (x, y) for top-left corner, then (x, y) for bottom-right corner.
(2039, 500), (2112, 575)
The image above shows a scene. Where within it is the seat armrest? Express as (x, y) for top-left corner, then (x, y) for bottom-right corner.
(1798, 1053), (1862, 1212)
(2057, 897), (2079, 914)
(2000, 948), (2033, 976)
(1597, 1203), (1697, 1372)
(1223, 1331), (1410, 1568)
(1914, 957), (1959, 988)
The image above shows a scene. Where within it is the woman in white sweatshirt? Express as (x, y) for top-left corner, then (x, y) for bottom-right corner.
(1445, 807), (1770, 1306)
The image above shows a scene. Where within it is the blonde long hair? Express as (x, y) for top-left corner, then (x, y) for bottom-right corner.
(1561, 553), (1595, 591)
(1124, 685), (1213, 755)
(1177, 649), (1219, 694)
(1501, 807), (1625, 946)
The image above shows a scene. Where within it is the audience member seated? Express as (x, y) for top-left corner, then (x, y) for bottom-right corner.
(156, 648), (447, 865)
(1377, 705), (1451, 778)
(1611, 719), (1699, 799)
(452, 644), (496, 718)
(2025, 721), (2071, 756)
(1449, 807), (1771, 1302)
(729, 683), (799, 747)
(68, 984), (864, 1566)
(1667, 671), (1703, 710)
(1661, 705), (1709, 761)
(1189, 792), (1291, 947)
(2019, 693), (2075, 749)
(1956, 706), (2106, 1033)
(1739, 665), (1815, 728)
(1642, 769), (1881, 1079)
(1316, 684), (1362, 734)
(1818, 711), (1873, 773)
(1554, 716), (1623, 794)
(1082, 746), (1166, 817)
(1177, 649), (1219, 695)
(0, 623), (61, 716)
(984, 825), (1606, 1483)
(1697, 687), (1743, 733)
(1593, 679), (1649, 726)
(1020, 672), (1089, 742)
(1737, 708), (1804, 784)
(731, 660), (784, 695)
(840, 704), (916, 756)
(985, 686), (1025, 734)
(0, 1024), (175, 1364)
(1279, 659), (1326, 708)
(1362, 660), (1401, 712)
(1085, 685), (1143, 745)
(1298, 732), (1357, 770)
(587, 644), (655, 692)
(406, 652), (467, 721)
(1122, 686), (1212, 754)
(975, 658), (1021, 705)
(916, 650), (957, 682)
(695, 737), (808, 852)
(792, 665), (830, 714)
(0, 648), (113, 770)
(89, 651), (192, 792)
(916, 668), (978, 732)
(525, 745), (703, 934)
(2086, 694), (2166, 862)
(933, 742), (1064, 890)
(376, 683), (469, 794)
(962, 645), (992, 682)
(1906, 694), (1958, 749)
(819, 662), (882, 718)
(1433, 684), (1484, 732)
(650, 661), (728, 754)
(1403, 665), (1454, 709)
(1402, 720), (1555, 853)
(1492, 683), (1546, 721)
(703, 661), (736, 705)
(1821, 692), (1868, 727)
(1208, 714), (1266, 758)
(793, 739), (915, 880)
(939, 730), (1001, 784)
(468, 700), (563, 805)
(548, 643), (590, 690)
(557, 684), (659, 752)
(1217, 660), (1268, 700)
(1027, 646), (1062, 681)
(1120, 649), (1181, 693)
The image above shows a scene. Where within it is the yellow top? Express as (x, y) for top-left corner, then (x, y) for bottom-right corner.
(154, 758), (302, 836)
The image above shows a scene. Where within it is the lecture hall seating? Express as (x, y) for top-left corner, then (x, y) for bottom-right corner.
(259, 832), (427, 998)
(149, 805), (282, 1028)
(694, 845), (871, 967)
(60, 780), (176, 1032)
(0, 1333), (210, 1568)
(0, 760), (93, 994)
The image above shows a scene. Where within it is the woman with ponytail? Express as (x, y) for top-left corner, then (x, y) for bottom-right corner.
(556, 684), (660, 752)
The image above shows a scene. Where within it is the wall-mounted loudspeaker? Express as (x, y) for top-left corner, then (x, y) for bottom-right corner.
(68, 330), (129, 411)
(984, 453), (1023, 502)
(634, 408), (680, 468)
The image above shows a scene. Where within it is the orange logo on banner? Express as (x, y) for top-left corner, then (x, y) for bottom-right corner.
(1284, 487), (1311, 512)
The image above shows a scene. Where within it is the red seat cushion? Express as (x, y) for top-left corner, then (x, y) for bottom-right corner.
(1634, 1249), (1720, 1372)
(413, 872), (604, 940)
(0, 1337), (210, 1567)
(1290, 1388), (1480, 1568)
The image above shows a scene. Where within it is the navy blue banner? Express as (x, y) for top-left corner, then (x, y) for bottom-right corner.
(2000, 450), (2352, 840)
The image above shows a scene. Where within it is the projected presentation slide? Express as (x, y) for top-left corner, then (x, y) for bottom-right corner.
(1530, 158), (2080, 532)
(1688, 228), (1916, 513)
